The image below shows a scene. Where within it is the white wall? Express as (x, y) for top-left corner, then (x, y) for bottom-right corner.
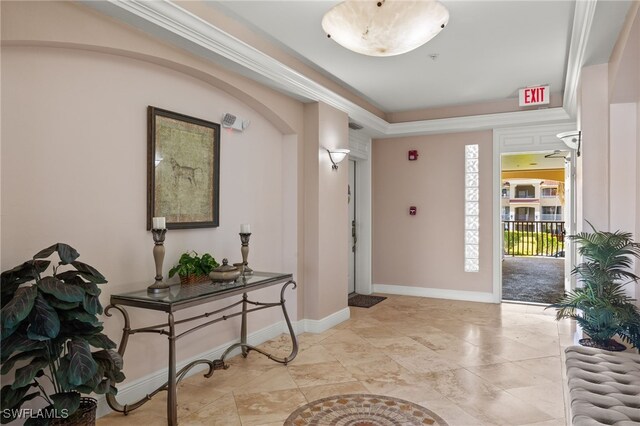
(578, 64), (610, 232)
(609, 103), (637, 235)
(349, 129), (373, 296)
(608, 103), (637, 299)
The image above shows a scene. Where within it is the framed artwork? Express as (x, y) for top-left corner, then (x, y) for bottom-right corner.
(147, 106), (220, 229)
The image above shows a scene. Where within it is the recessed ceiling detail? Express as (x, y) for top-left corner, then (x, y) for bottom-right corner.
(214, 0), (577, 112)
(84, 0), (632, 136)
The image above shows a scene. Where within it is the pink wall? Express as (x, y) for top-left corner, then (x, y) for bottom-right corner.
(1, 1), (351, 391)
(317, 104), (350, 318)
(372, 131), (493, 294)
(0, 1), (304, 136)
(303, 103), (350, 320)
(1, 44), (292, 380)
(579, 5), (639, 300)
(609, 3), (640, 104)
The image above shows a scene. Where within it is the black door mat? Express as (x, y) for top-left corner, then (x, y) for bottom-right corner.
(348, 294), (387, 308)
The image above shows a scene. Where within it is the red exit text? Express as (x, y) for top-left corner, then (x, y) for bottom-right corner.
(519, 85), (549, 107)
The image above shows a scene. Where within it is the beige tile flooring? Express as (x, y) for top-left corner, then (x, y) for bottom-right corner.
(99, 295), (577, 426)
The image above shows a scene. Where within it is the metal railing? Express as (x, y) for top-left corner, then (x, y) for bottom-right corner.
(503, 220), (565, 257)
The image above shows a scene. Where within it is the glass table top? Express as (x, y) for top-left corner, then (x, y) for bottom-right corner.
(110, 272), (293, 312)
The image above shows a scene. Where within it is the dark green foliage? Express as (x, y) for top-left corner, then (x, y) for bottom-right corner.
(549, 224), (640, 348)
(2, 286), (37, 330)
(51, 392), (80, 414)
(0, 385), (39, 423)
(168, 251), (219, 278)
(27, 294), (61, 341)
(0, 243), (124, 420)
(503, 229), (564, 256)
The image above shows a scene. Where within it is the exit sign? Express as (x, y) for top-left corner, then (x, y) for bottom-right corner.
(519, 85), (549, 106)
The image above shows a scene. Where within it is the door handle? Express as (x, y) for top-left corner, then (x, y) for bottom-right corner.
(352, 220), (357, 252)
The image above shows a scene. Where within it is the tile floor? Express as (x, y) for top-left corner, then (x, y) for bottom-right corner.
(98, 295), (577, 426)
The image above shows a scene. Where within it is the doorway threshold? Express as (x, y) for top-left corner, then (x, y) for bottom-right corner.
(501, 299), (549, 307)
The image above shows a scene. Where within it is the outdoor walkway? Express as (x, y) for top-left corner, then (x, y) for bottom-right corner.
(502, 256), (565, 304)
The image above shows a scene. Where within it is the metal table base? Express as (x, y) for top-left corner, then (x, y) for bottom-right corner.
(104, 279), (297, 425)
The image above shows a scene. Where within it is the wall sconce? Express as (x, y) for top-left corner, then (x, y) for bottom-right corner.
(326, 148), (350, 171)
(557, 130), (581, 157)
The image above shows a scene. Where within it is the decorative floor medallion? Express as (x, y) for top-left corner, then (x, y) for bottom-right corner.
(284, 394), (449, 426)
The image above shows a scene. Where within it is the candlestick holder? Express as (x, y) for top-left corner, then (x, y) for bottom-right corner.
(147, 228), (170, 293)
(239, 232), (253, 276)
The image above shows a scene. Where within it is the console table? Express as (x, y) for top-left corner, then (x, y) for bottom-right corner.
(104, 272), (297, 426)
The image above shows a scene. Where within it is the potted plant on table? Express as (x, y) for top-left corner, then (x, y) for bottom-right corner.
(1, 243), (125, 425)
(168, 251), (219, 285)
(549, 225), (640, 350)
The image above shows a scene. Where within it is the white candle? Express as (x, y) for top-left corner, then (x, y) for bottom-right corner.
(240, 223), (251, 234)
(152, 217), (166, 229)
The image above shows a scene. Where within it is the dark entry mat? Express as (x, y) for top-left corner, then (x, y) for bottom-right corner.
(348, 294), (386, 308)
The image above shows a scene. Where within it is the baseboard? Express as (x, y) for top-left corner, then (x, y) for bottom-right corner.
(96, 319), (290, 418)
(96, 309), (350, 418)
(373, 284), (495, 303)
(298, 307), (351, 334)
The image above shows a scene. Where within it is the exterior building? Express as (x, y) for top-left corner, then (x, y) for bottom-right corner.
(501, 179), (564, 222)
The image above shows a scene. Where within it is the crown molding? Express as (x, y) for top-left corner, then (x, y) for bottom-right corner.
(563, 0), (598, 119)
(89, 0), (583, 137)
(87, 0), (389, 135)
(386, 107), (571, 137)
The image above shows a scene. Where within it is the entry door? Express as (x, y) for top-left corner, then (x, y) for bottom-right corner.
(348, 160), (356, 294)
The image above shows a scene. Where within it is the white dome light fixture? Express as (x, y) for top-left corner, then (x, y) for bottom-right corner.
(322, 0), (449, 57)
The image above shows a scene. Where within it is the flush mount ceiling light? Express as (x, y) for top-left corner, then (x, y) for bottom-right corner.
(322, 0), (449, 57)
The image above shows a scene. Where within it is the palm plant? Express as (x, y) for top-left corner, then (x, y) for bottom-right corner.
(550, 224), (640, 349)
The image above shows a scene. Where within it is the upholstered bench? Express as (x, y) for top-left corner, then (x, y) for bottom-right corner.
(565, 346), (640, 425)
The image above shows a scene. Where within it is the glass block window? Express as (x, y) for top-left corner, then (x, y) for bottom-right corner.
(465, 144), (479, 272)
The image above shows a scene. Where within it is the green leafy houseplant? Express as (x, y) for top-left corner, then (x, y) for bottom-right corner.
(0, 243), (125, 425)
(549, 225), (640, 350)
(168, 251), (219, 284)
